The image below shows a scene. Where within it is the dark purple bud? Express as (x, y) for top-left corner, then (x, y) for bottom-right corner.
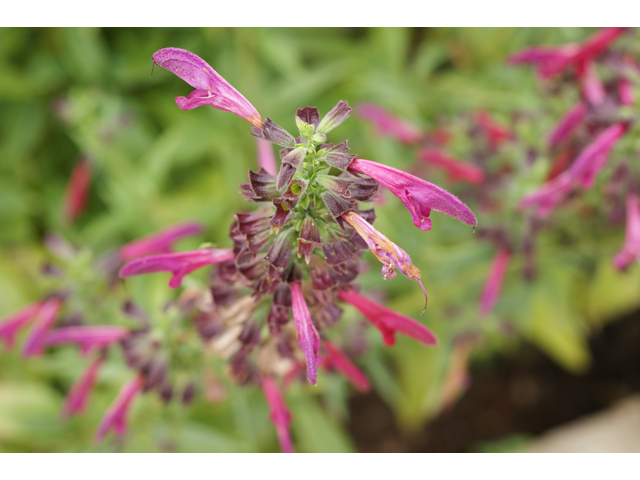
(265, 230), (294, 272)
(322, 236), (359, 267)
(160, 383), (173, 404)
(235, 211), (272, 235)
(317, 100), (352, 135)
(250, 118), (296, 148)
(266, 305), (290, 335)
(296, 107), (320, 130)
(270, 199), (294, 230)
(182, 382), (196, 405)
(330, 259), (360, 284)
(276, 147), (307, 190)
(348, 177), (379, 202)
(309, 256), (338, 291)
(322, 191), (355, 219)
(297, 217), (322, 264)
(243, 169), (281, 201)
(315, 300), (343, 327)
(194, 311), (225, 340)
(239, 319), (262, 346)
(324, 141), (355, 171)
(144, 357), (168, 392)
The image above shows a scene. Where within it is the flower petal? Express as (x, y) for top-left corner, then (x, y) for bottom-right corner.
(289, 283), (320, 386)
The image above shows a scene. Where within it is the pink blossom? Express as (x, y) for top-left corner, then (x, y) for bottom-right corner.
(618, 77), (634, 106)
(479, 248), (511, 317)
(613, 192), (640, 271)
(61, 355), (104, 419)
(119, 248), (235, 289)
(418, 147), (485, 185)
(338, 289), (437, 347)
(580, 61), (606, 105)
(356, 103), (423, 144)
(22, 297), (64, 357)
(119, 222), (205, 261)
(43, 326), (129, 356)
(548, 102), (588, 148)
(0, 301), (43, 349)
(261, 377), (294, 453)
(474, 111), (513, 148)
(256, 138), (277, 175)
(289, 283), (320, 386)
(321, 341), (370, 393)
(95, 374), (144, 442)
(348, 158), (477, 231)
(152, 48), (262, 128)
(62, 158), (92, 224)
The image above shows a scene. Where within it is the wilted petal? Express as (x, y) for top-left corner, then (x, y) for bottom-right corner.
(478, 248), (511, 317)
(261, 377), (294, 453)
(22, 297), (64, 357)
(62, 158), (92, 224)
(289, 283), (320, 386)
(613, 192), (640, 271)
(0, 301), (43, 349)
(95, 374), (144, 442)
(419, 148), (485, 185)
(348, 158), (477, 231)
(338, 289), (437, 346)
(256, 139), (277, 175)
(61, 355), (104, 419)
(356, 103), (423, 144)
(119, 222), (205, 261)
(152, 48), (262, 128)
(548, 102), (588, 148)
(43, 326), (130, 356)
(321, 341), (370, 392)
(119, 249), (235, 289)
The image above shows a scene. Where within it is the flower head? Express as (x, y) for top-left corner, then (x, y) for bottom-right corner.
(152, 48), (262, 128)
(95, 374), (144, 442)
(289, 283), (320, 386)
(261, 377), (294, 453)
(119, 248), (235, 288)
(348, 158), (477, 231)
(119, 222), (205, 261)
(613, 192), (640, 271)
(61, 355), (104, 419)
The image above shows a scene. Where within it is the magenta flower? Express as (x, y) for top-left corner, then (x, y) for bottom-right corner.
(321, 341), (370, 393)
(256, 138), (277, 175)
(580, 61), (606, 105)
(152, 48), (262, 128)
(341, 210), (428, 305)
(62, 158), (92, 224)
(0, 301), (43, 349)
(95, 374), (144, 442)
(338, 289), (437, 347)
(348, 158), (477, 231)
(22, 297), (64, 357)
(613, 192), (640, 271)
(119, 222), (205, 261)
(43, 326), (130, 356)
(474, 111), (512, 148)
(356, 103), (423, 144)
(289, 283), (320, 386)
(520, 122), (628, 217)
(261, 377), (294, 453)
(419, 147), (485, 185)
(548, 101), (588, 148)
(61, 355), (104, 419)
(478, 248), (511, 317)
(119, 248), (235, 289)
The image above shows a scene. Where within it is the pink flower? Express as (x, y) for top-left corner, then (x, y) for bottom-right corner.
(289, 283), (320, 386)
(321, 341), (370, 393)
(338, 289), (437, 347)
(548, 102), (588, 148)
(22, 297), (64, 357)
(356, 103), (423, 144)
(613, 192), (640, 271)
(119, 222), (205, 261)
(256, 138), (277, 175)
(261, 377), (294, 453)
(341, 210), (428, 306)
(95, 374), (144, 442)
(478, 248), (511, 317)
(62, 158), (92, 224)
(43, 326), (130, 356)
(152, 48), (262, 128)
(119, 248), (235, 289)
(474, 111), (512, 148)
(61, 355), (104, 419)
(520, 122), (628, 217)
(348, 158), (477, 231)
(418, 147), (485, 185)
(0, 301), (43, 349)
(579, 61), (606, 106)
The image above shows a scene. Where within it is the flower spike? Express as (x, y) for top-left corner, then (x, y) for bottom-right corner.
(348, 158), (477, 231)
(152, 48), (262, 128)
(289, 283), (320, 386)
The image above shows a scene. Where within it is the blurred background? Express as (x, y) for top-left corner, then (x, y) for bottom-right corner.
(1, 27), (639, 452)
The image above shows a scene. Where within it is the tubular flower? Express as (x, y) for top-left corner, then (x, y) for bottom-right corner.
(61, 354), (104, 419)
(613, 192), (640, 271)
(62, 158), (92, 224)
(356, 103), (423, 144)
(348, 158), (477, 231)
(22, 297), (64, 357)
(478, 248), (511, 318)
(0, 301), (43, 348)
(289, 283), (320, 386)
(43, 326), (130, 356)
(119, 222), (204, 261)
(419, 147), (485, 185)
(119, 248), (235, 288)
(261, 377), (294, 453)
(152, 48), (262, 128)
(474, 111), (513, 148)
(95, 374), (144, 443)
(338, 289), (437, 347)
(321, 341), (370, 392)
(548, 102), (588, 148)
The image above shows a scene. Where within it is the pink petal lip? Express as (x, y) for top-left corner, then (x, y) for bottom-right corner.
(338, 289), (437, 347)
(348, 158), (477, 231)
(94, 374), (144, 443)
(261, 377), (294, 453)
(289, 283), (320, 386)
(119, 222), (205, 261)
(119, 248), (235, 289)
